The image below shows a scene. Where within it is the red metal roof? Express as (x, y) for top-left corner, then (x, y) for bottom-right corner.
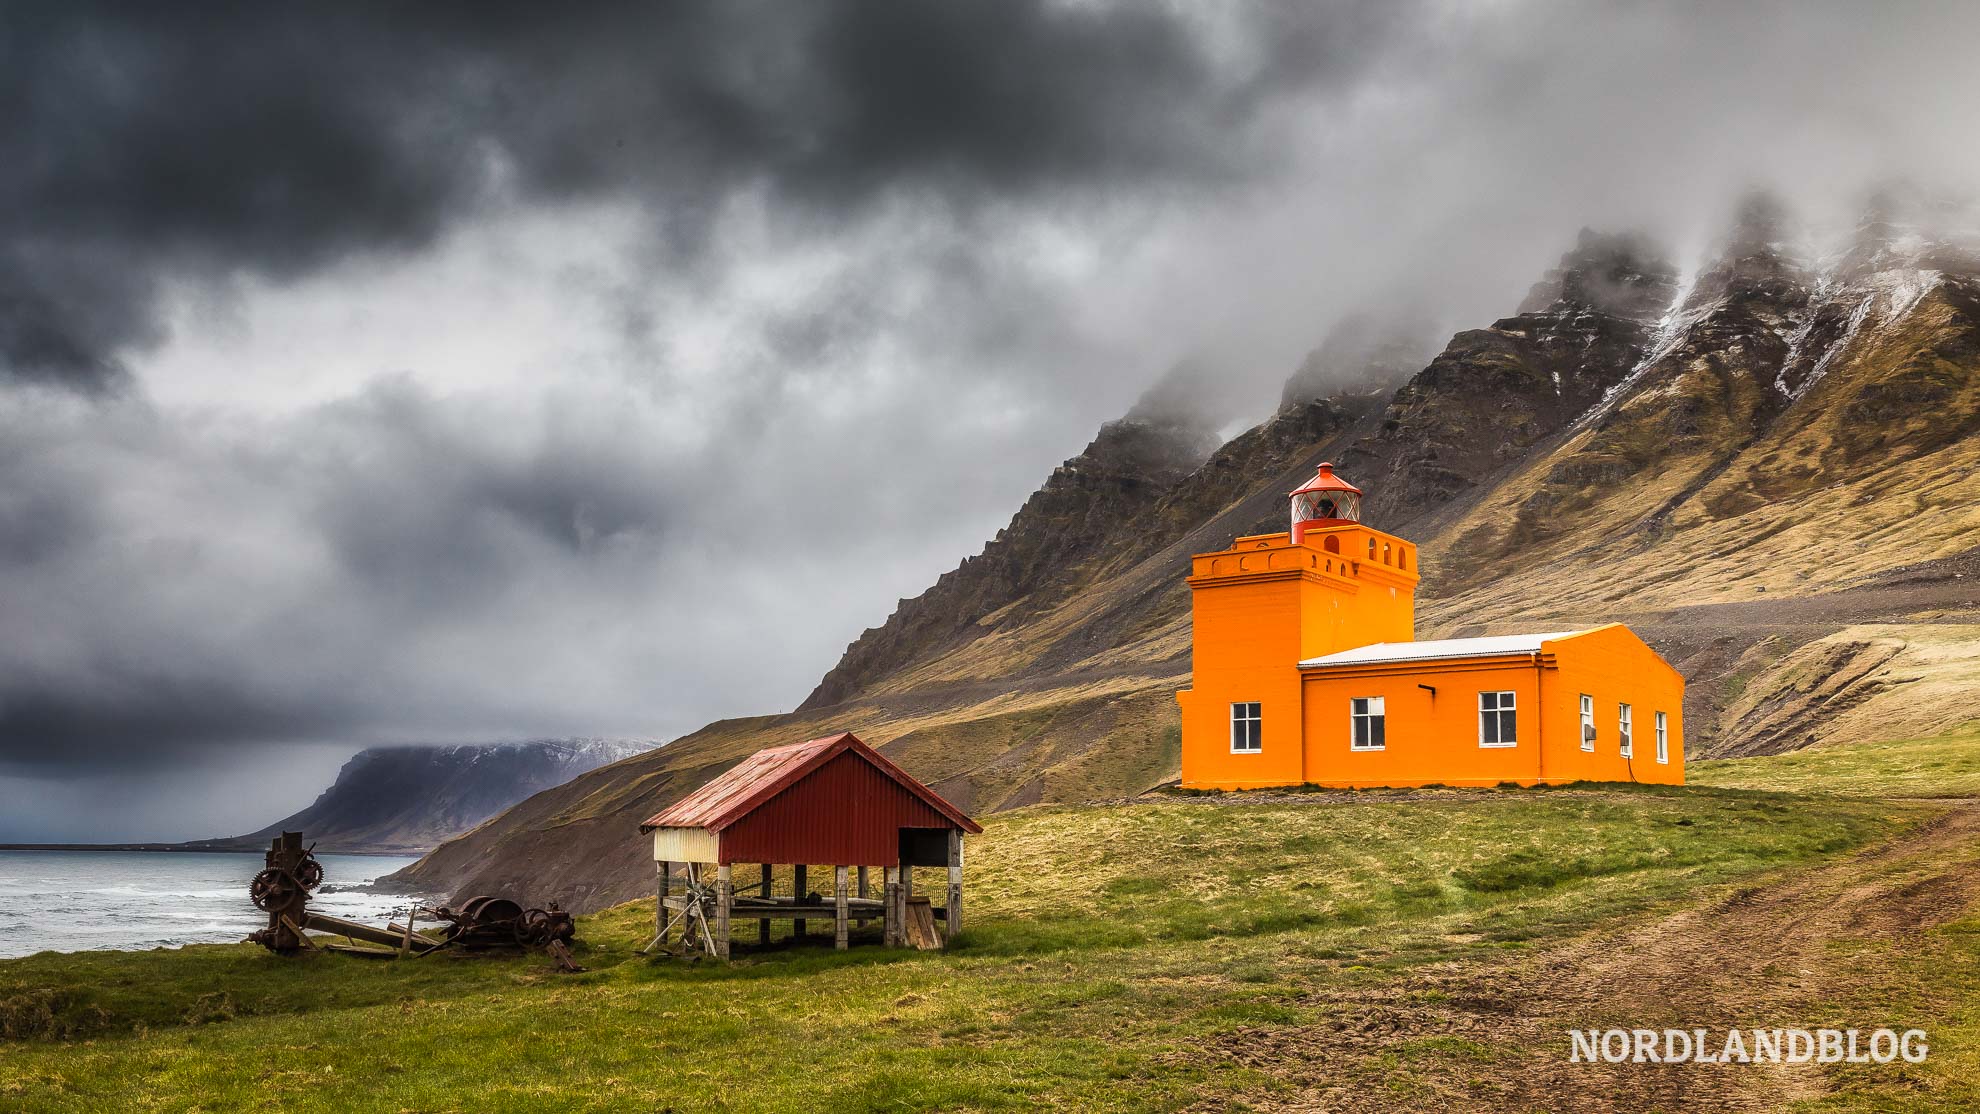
(639, 732), (982, 835)
(1289, 462), (1362, 497)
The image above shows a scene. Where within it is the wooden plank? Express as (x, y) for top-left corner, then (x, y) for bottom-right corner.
(280, 915), (317, 951)
(834, 865), (849, 951)
(857, 865), (869, 899)
(904, 897), (942, 950)
(323, 943), (397, 958)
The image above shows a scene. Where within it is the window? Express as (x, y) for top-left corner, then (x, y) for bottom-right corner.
(1478, 691), (1517, 747)
(1579, 694), (1595, 751)
(1619, 703), (1633, 758)
(1350, 696), (1386, 750)
(1655, 711), (1669, 764)
(1230, 702), (1262, 753)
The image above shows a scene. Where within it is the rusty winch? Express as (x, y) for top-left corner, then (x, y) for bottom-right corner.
(246, 831), (581, 970)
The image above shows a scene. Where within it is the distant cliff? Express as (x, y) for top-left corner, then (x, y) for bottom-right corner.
(193, 740), (653, 854)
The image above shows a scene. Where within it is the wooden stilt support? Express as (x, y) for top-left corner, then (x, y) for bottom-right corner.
(657, 860), (670, 945)
(857, 865), (869, 899)
(834, 865), (849, 951)
(715, 863), (732, 961)
(759, 863), (773, 947)
(793, 864), (807, 940)
(946, 829), (963, 939)
(882, 866), (900, 947)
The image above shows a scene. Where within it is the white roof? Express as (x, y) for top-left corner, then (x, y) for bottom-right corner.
(1298, 631), (1587, 669)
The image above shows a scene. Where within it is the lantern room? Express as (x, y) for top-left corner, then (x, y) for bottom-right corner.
(1289, 462), (1362, 543)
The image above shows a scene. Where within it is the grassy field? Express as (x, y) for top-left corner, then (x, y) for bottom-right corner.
(1692, 722), (1980, 798)
(2, 745), (1976, 1111)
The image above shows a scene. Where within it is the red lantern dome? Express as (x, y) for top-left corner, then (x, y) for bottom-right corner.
(1289, 462), (1362, 543)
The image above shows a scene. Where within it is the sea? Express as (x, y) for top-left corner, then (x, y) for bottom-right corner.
(0, 850), (426, 959)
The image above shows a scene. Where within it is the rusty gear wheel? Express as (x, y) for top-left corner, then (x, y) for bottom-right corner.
(294, 856), (324, 891)
(249, 867), (301, 912)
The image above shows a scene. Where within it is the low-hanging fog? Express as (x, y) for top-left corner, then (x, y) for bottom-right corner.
(4, 1), (1978, 840)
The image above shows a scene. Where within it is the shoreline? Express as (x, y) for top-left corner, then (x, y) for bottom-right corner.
(0, 843), (428, 858)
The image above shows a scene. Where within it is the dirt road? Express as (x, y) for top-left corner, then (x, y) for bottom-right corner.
(1211, 799), (1980, 1112)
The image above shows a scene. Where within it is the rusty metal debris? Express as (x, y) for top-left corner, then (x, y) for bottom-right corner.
(246, 831), (582, 971)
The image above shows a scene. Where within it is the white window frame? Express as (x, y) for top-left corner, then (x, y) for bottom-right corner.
(1229, 701), (1262, 754)
(1619, 703), (1633, 758)
(1350, 696), (1386, 751)
(1478, 690), (1518, 747)
(1579, 693), (1595, 752)
(1655, 711), (1669, 764)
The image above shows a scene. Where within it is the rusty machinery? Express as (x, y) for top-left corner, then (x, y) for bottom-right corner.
(246, 831), (581, 970)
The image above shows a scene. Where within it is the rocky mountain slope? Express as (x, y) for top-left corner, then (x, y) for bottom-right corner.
(194, 739), (651, 854)
(388, 192), (1980, 911)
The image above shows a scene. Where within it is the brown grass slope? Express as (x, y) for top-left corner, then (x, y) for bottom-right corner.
(388, 219), (1980, 911)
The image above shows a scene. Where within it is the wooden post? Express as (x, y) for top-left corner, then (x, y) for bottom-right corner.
(759, 863), (773, 947)
(882, 866), (899, 947)
(857, 865), (869, 899)
(715, 863), (732, 960)
(946, 829), (963, 938)
(656, 860), (670, 945)
(793, 864), (808, 940)
(834, 866), (849, 951)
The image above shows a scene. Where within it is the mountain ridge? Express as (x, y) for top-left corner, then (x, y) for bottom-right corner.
(384, 195), (1980, 911)
(189, 739), (653, 854)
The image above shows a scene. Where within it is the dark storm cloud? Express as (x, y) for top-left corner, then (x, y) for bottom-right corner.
(7, 0), (1980, 840)
(0, 0), (1398, 390)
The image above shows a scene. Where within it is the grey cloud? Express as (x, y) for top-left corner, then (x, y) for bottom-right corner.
(0, 0), (1406, 390)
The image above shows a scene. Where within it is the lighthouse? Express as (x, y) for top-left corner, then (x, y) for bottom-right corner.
(1288, 462), (1362, 543)
(1175, 462), (1683, 790)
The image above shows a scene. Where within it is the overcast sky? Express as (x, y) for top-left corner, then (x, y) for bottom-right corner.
(4, 1), (1978, 841)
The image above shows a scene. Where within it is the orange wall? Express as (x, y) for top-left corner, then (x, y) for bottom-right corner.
(1179, 528), (1417, 790)
(1292, 626), (1684, 788)
(1301, 660), (1542, 786)
(1535, 625), (1685, 785)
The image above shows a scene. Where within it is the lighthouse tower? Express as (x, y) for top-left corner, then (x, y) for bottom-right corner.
(1175, 463), (1418, 788)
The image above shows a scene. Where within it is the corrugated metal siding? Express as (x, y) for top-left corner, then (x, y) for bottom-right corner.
(718, 750), (958, 866)
(651, 827), (719, 863)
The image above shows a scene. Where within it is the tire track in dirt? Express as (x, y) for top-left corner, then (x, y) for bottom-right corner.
(1197, 800), (1980, 1112)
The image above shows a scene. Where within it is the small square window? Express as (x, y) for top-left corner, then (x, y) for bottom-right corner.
(1579, 694), (1595, 752)
(1230, 702), (1262, 753)
(1350, 696), (1386, 750)
(1655, 711), (1669, 763)
(1479, 691), (1517, 747)
(1619, 703), (1633, 758)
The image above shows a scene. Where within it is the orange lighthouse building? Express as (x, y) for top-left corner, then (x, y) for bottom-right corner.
(1176, 463), (1683, 790)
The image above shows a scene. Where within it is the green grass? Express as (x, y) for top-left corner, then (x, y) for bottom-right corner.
(0, 786), (1920, 1113)
(1693, 722), (1980, 798)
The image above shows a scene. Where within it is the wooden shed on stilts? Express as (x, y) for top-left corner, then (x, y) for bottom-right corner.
(638, 732), (981, 960)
